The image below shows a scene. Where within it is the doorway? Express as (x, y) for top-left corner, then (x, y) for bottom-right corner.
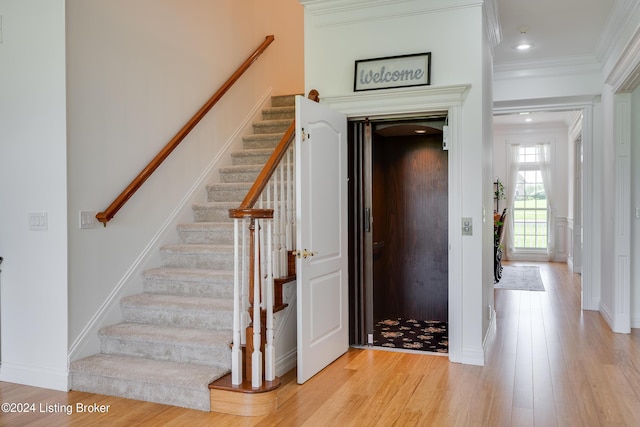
(349, 117), (449, 353)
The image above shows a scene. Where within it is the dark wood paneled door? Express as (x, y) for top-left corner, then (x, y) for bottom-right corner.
(372, 133), (448, 322)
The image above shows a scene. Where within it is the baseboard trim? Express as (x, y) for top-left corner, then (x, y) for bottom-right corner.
(0, 362), (69, 391)
(275, 348), (297, 377)
(483, 307), (497, 359)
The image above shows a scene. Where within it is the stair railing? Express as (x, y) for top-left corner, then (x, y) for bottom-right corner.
(229, 120), (296, 388)
(96, 35), (275, 226)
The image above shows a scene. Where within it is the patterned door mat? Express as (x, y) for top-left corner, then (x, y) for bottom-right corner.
(373, 318), (448, 353)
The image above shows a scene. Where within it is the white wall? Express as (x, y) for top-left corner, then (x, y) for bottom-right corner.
(632, 86), (640, 328)
(66, 0), (304, 362)
(300, 0), (494, 365)
(598, 86), (617, 324)
(0, 0), (69, 390)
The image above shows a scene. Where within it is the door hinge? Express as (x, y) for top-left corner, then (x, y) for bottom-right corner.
(301, 127), (310, 141)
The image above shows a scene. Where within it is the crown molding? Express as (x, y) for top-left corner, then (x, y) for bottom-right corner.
(483, 0), (502, 51)
(298, 0), (483, 26)
(493, 95), (600, 115)
(605, 24), (640, 92)
(596, 0), (640, 62)
(494, 55), (601, 81)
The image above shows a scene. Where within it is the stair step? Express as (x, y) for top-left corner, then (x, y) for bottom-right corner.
(262, 106), (295, 120)
(70, 353), (227, 411)
(271, 94), (298, 108)
(121, 293), (233, 330)
(191, 202), (238, 223)
(99, 323), (231, 368)
(206, 183), (252, 203)
(252, 119), (293, 134)
(160, 244), (234, 270)
(143, 267), (234, 298)
(177, 222), (234, 245)
(230, 148), (273, 166)
(242, 133), (285, 150)
(218, 164), (263, 183)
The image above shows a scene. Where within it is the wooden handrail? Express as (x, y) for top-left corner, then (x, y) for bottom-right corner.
(228, 120), (296, 218)
(96, 35), (276, 226)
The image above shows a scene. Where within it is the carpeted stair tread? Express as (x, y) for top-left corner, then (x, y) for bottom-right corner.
(191, 202), (248, 222)
(144, 267), (234, 283)
(176, 222), (234, 244)
(252, 118), (293, 134)
(100, 323), (231, 348)
(143, 267), (234, 298)
(231, 147), (274, 155)
(218, 164), (264, 173)
(70, 353), (227, 411)
(121, 293), (233, 312)
(218, 164), (263, 183)
(262, 106), (296, 120)
(205, 183), (252, 202)
(270, 94), (298, 107)
(160, 243), (234, 254)
(242, 133), (285, 150)
(160, 244), (234, 270)
(120, 293), (233, 330)
(99, 323), (231, 367)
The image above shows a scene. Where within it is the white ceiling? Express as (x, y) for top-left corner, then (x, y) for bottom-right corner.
(493, 0), (616, 126)
(493, 0), (616, 67)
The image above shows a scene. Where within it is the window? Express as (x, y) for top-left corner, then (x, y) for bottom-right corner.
(512, 146), (548, 249)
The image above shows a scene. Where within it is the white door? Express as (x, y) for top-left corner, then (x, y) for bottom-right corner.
(295, 95), (348, 384)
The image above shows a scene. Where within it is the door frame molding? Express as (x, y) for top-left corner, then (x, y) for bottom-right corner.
(494, 98), (598, 312)
(322, 84), (469, 362)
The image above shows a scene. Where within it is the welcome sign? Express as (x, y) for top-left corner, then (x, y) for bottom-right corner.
(354, 52), (431, 91)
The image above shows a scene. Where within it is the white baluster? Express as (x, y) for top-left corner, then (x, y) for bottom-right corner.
(273, 171), (280, 278)
(278, 162), (288, 276)
(286, 145), (295, 251)
(265, 220), (275, 381)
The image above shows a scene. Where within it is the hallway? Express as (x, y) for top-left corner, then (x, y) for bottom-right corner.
(2, 262), (639, 425)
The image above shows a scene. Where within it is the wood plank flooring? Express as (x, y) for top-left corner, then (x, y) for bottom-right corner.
(1, 262), (639, 426)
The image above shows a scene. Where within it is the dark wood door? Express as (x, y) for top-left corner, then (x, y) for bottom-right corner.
(372, 134), (448, 322)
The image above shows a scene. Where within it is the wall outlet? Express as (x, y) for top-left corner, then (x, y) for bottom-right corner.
(488, 304), (493, 320)
(367, 333), (373, 345)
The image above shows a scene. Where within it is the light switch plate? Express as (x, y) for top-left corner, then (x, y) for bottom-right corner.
(29, 212), (48, 231)
(462, 217), (472, 236)
(80, 211), (97, 229)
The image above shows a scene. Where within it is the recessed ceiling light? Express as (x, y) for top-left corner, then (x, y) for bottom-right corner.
(414, 129), (427, 134)
(514, 26), (533, 51)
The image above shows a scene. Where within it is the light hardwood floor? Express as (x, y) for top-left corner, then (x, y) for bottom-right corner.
(1, 262), (639, 426)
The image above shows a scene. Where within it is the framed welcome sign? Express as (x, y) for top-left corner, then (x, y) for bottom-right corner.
(354, 52), (431, 92)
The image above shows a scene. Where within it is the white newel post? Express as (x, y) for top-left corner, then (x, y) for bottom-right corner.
(231, 219), (243, 385)
(252, 220), (263, 388)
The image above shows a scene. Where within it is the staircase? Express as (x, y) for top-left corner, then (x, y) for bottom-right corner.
(70, 94), (296, 411)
